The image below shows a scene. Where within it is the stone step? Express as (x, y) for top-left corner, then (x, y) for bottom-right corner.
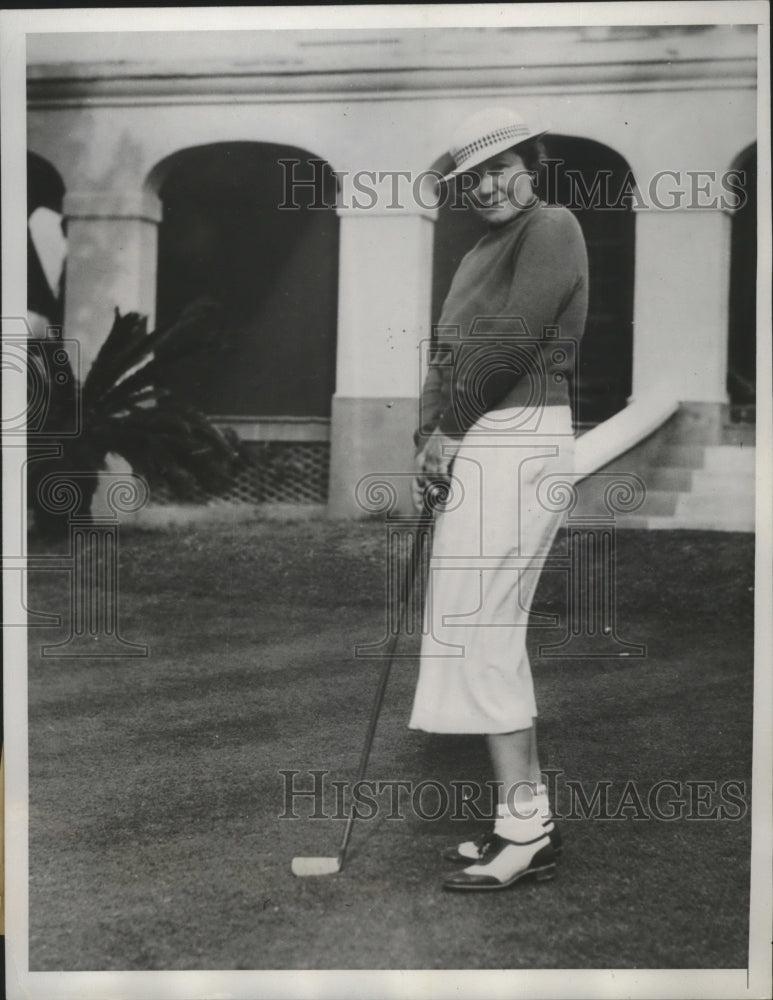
(575, 486), (755, 524)
(616, 513), (755, 532)
(645, 467), (755, 495)
(702, 445), (756, 474)
(674, 491), (755, 520)
(633, 490), (752, 520)
(659, 424), (756, 447)
(581, 403), (756, 532)
(658, 403), (756, 446)
(574, 488), (677, 519)
(657, 443), (755, 472)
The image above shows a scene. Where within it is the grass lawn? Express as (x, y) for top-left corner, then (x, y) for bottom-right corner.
(26, 517), (753, 970)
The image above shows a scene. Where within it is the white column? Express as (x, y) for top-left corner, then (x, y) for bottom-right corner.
(328, 207), (436, 517)
(62, 191), (162, 377)
(631, 207), (731, 404)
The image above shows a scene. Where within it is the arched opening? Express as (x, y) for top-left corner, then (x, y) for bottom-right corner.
(151, 142), (339, 419)
(26, 153), (78, 534)
(149, 141), (340, 503)
(27, 152), (66, 327)
(431, 135), (636, 427)
(727, 143), (756, 412)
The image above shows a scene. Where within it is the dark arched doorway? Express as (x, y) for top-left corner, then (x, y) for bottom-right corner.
(152, 142), (339, 419)
(149, 142), (340, 503)
(727, 144), (756, 410)
(431, 135), (635, 427)
(26, 153), (77, 533)
(27, 152), (66, 326)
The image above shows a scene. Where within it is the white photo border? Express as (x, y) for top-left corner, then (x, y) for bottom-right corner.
(3, 3), (771, 998)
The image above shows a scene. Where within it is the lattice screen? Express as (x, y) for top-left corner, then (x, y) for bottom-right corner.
(151, 441), (330, 506)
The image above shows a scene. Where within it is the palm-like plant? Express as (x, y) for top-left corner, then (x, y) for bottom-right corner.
(29, 299), (244, 538)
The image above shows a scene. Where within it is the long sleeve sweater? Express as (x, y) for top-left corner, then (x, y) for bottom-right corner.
(416, 199), (588, 444)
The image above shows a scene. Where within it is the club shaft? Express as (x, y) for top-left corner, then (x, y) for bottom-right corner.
(336, 500), (437, 867)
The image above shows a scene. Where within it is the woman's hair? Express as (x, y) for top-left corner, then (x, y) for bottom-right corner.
(512, 137), (547, 177)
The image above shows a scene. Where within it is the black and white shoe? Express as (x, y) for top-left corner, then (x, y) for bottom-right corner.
(442, 831), (557, 891)
(442, 818), (562, 863)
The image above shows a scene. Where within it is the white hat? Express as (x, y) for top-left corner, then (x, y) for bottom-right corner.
(440, 106), (549, 183)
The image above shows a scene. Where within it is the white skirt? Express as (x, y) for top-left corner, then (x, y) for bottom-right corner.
(408, 406), (574, 734)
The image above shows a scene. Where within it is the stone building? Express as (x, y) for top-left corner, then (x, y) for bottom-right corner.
(27, 24), (758, 526)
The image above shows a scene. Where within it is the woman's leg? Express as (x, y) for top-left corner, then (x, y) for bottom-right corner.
(443, 722), (557, 890)
(487, 722), (540, 807)
(441, 416), (571, 888)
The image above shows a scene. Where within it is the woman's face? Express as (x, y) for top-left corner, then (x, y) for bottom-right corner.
(465, 149), (535, 226)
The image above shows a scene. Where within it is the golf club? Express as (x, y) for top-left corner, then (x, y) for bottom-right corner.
(291, 478), (447, 877)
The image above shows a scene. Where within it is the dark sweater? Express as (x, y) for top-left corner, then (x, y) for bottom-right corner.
(417, 200), (588, 442)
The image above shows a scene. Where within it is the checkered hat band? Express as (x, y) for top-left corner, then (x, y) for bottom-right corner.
(453, 124), (533, 169)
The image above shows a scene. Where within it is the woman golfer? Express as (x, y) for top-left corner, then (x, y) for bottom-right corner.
(410, 107), (588, 891)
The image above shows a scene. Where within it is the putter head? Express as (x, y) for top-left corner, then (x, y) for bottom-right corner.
(291, 856), (341, 877)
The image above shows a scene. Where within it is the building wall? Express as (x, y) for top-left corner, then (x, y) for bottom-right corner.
(27, 25), (757, 515)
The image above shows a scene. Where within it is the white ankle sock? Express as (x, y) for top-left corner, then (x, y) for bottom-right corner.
(494, 798), (547, 844)
(534, 789), (552, 823)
